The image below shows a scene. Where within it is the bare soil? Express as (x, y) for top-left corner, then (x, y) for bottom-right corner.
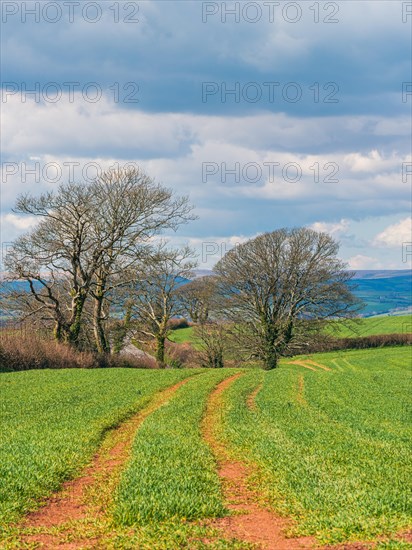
(203, 373), (316, 550)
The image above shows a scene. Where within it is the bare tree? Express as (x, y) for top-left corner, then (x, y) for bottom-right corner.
(176, 275), (218, 324)
(87, 168), (195, 353)
(126, 245), (197, 366)
(5, 167), (195, 351)
(6, 183), (97, 345)
(194, 322), (227, 368)
(214, 228), (360, 370)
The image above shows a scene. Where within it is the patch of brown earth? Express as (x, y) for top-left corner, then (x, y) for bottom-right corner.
(18, 378), (190, 549)
(296, 375), (307, 406)
(247, 383), (263, 411)
(286, 360), (317, 371)
(398, 529), (412, 542)
(203, 373), (316, 550)
(304, 360), (331, 372)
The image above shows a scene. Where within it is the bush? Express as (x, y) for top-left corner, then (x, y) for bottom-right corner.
(301, 332), (412, 354)
(0, 331), (155, 372)
(165, 340), (198, 368)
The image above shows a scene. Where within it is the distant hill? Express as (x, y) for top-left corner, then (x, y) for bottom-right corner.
(350, 270), (411, 280)
(348, 271), (411, 316)
(1, 270), (411, 321)
(192, 269), (412, 317)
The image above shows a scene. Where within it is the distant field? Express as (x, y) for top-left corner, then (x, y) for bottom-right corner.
(168, 326), (197, 345)
(169, 314), (412, 346)
(330, 314), (412, 337)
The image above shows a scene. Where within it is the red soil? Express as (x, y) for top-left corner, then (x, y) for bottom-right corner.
(203, 373), (316, 550)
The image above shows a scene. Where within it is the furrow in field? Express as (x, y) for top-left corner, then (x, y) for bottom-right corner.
(17, 377), (191, 549)
(247, 382), (263, 410)
(286, 360), (318, 371)
(304, 359), (331, 371)
(203, 373), (315, 550)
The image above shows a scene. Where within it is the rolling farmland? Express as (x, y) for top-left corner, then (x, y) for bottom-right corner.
(168, 314), (412, 345)
(0, 347), (411, 549)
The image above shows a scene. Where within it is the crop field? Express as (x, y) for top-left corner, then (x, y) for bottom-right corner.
(169, 314), (412, 346)
(329, 314), (412, 338)
(0, 348), (411, 549)
(0, 368), (195, 525)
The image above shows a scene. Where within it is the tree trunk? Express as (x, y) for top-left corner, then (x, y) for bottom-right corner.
(155, 334), (166, 367)
(264, 350), (279, 370)
(66, 294), (87, 348)
(53, 320), (64, 342)
(93, 294), (110, 354)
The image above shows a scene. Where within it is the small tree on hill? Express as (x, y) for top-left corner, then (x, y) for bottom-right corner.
(177, 275), (218, 324)
(194, 322), (227, 368)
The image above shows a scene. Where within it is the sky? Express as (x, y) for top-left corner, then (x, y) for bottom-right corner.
(1, 0), (411, 270)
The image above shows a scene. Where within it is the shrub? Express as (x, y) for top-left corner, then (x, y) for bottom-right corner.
(0, 331), (155, 372)
(165, 340), (198, 368)
(300, 332), (412, 354)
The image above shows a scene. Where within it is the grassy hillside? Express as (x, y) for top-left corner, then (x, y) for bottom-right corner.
(1, 348), (410, 548)
(220, 347), (411, 544)
(330, 314), (412, 337)
(169, 314), (412, 346)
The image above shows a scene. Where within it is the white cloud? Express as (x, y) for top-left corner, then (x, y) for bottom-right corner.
(2, 213), (38, 231)
(343, 150), (398, 173)
(347, 254), (384, 270)
(373, 217), (412, 247)
(309, 219), (350, 237)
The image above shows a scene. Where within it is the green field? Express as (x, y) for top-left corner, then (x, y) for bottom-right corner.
(0, 348), (411, 548)
(168, 326), (199, 346)
(329, 314), (412, 338)
(0, 368), (195, 525)
(219, 348), (411, 544)
(168, 314), (412, 345)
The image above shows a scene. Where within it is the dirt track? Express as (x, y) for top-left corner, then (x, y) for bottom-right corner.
(18, 378), (190, 549)
(202, 373), (316, 550)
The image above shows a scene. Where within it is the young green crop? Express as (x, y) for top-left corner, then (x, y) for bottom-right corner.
(113, 369), (236, 526)
(168, 315), (412, 347)
(0, 368), (194, 526)
(168, 326), (199, 346)
(218, 348), (412, 545)
(328, 314), (412, 337)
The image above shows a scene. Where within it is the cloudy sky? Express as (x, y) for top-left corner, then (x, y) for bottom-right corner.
(1, 0), (411, 269)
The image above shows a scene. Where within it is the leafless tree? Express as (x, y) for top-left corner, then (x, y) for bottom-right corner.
(214, 228), (360, 369)
(176, 275), (218, 324)
(87, 168), (195, 352)
(5, 167), (195, 351)
(5, 183), (97, 345)
(126, 244), (197, 366)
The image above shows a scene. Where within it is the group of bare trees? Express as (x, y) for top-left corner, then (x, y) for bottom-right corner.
(4, 168), (195, 356)
(4, 167), (359, 369)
